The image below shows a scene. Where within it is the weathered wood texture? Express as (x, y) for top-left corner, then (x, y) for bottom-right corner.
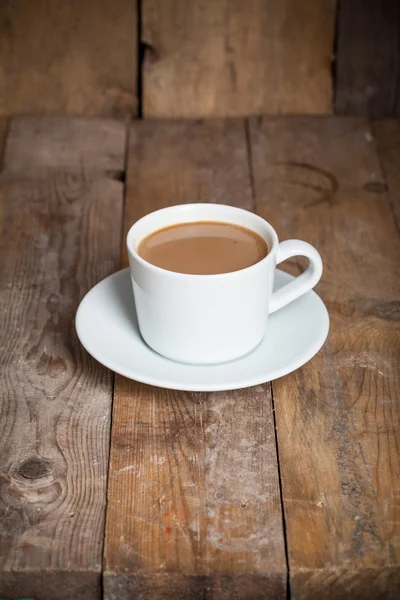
(335, 1), (400, 117)
(0, 119), (8, 168)
(104, 120), (286, 599)
(3, 117), (127, 180)
(0, 0), (137, 118)
(373, 120), (400, 232)
(142, 0), (336, 118)
(0, 119), (126, 598)
(250, 116), (400, 598)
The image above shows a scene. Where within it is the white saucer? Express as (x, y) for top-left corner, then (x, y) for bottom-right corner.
(76, 269), (329, 392)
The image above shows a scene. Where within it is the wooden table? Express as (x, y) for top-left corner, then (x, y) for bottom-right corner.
(0, 116), (399, 600)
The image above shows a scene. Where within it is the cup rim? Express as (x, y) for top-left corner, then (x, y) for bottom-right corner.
(126, 203), (279, 279)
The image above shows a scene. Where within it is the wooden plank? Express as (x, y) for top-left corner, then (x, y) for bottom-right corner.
(2, 117), (126, 179)
(142, 0), (336, 118)
(0, 118), (126, 598)
(250, 116), (400, 599)
(0, 0), (137, 118)
(335, 1), (400, 117)
(373, 120), (400, 232)
(104, 120), (287, 599)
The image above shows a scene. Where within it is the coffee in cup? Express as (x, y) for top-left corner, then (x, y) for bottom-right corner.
(137, 221), (268, 275)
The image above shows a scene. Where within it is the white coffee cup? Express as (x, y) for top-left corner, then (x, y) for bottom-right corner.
(127, 204), (322, 365)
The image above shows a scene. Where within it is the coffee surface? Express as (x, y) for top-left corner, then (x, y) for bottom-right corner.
(138, 221), (268, 275)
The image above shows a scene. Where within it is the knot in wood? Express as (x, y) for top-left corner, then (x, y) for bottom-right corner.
(18, 457), (52, 480)
(372, 300), (400, 321)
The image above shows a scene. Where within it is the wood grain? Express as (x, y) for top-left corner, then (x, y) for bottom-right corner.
(0, 0), (137, 118)
(104, 120), (286, 599)
(335, 1), (400, 117)
(373, 120), (400, 232)
(0, 119), (8, 168)
(0, 118), (126, 598)
(250, 116), (400, 599)
(2, 117), (126, 180)
(142, 0), (336, 118)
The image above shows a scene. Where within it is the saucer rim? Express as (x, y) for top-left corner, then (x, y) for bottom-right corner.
(76, 268), (330, 392)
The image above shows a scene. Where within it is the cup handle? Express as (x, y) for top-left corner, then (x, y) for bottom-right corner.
(269, 240), (323, 314)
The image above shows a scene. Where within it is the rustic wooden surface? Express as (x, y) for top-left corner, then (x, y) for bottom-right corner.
(373, 120), (400, 231)
(142, 0), (336, 118)
(1, 116), (399, 599)
(2, 1), (400, 121)
(335, 1), (400, 117)
(250, 116), (400, 599)
(0, 0), (137, 118)
(103, 120), (287, 599)
(0, 119), (126, 598)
